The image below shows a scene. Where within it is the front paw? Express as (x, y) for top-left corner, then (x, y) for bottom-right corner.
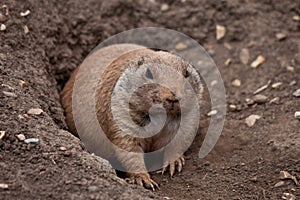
(162, 156), (185, 177)
(126, 172), (159, 191)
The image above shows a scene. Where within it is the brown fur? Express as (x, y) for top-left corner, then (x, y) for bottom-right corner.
(60, 44), (202, 188)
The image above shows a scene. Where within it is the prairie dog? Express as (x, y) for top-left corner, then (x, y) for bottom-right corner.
(61, 44), (203, 190)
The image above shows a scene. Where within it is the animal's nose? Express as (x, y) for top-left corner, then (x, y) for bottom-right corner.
(166, 98), (179, 104)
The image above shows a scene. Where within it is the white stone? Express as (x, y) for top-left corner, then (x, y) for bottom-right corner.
(245, 115), (261, 127)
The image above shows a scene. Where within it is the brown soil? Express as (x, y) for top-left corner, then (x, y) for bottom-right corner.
(0, 0), (299, 199)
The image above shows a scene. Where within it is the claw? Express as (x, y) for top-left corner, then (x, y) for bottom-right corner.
(169, 162), (175, 177)
(176, 159), (183, 172)
(127, 173), (159, 191)
(161, 166), (167, 175)
(162, 156), (185, 177)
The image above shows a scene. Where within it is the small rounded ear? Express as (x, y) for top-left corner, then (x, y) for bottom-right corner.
(146, 68), (154, 79)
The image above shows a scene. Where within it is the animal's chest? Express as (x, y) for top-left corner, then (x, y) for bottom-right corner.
(142, 118), (180, 152)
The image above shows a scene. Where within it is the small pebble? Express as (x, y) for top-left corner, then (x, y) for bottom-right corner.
(293, 15), (300, 21)
(24, 138), (39, 144)
(224, 58), (232, 66)
(210, 80), (218, 86)
(286, 66), (295, 72)
(279, 170), (299, 185)
(0, 131), (5, 140)
(282, 193), (296, 200)
(88, 186), (100, 192)
(2, 5), (9, 16)
(216, 24), (226, 40)
(207, 49), (215, 56)
(245, 115), (261, 127)
(276, 33), (287, 41)
(293, 89), (300, 97)
(16, 134), (26, 141)
(270, 97), (280, 104)
(19, 80), (26, 87)
(239, 48), (250, 65)
(294, 111), (300, 120)
(59, 146), (67, 151)
(207, 110), (218, 116)
(175, 42), (187, 50)
(274, 181), (285, 188)
(0, 13), (6, 22)
(253, 80), (271, 95)
(0, 23), (6, 31)
(224, 42), (232, 50)
(18, 114), (25, 119)
(251, 55), (265, 68)
(232, 79), (241, 87)
(2, 91), (17, 97)
(160, 4), (169, 11)
(235, 104), (242, 111)
(245, 98), (255, 106)
(0, 183), (8, 189)
(253, 94), (268, 104)
(23, 25), (29, 34)
(271, 82), (282, 89)
(289, 80), (296, 86)
(20, 10), (30, 17)
(229, 104), (237, 111)
(27, 108), (43, 115)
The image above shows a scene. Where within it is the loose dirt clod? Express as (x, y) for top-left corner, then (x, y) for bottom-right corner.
(0, 13), (6, 22)
(2, 91), (17, 98)
(253, 94), (268, 104)
(251, 55), (265, 68)
(286, 66), (295, 72)
(88, 186), (100, 192)
(279, 171), (299, 185)
(245, 115), (261, 127)
(239, 48), (250, 65)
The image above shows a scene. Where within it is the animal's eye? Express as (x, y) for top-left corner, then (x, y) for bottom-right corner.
(183, 69), (190, 78)
(145, 68), (153, 79)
